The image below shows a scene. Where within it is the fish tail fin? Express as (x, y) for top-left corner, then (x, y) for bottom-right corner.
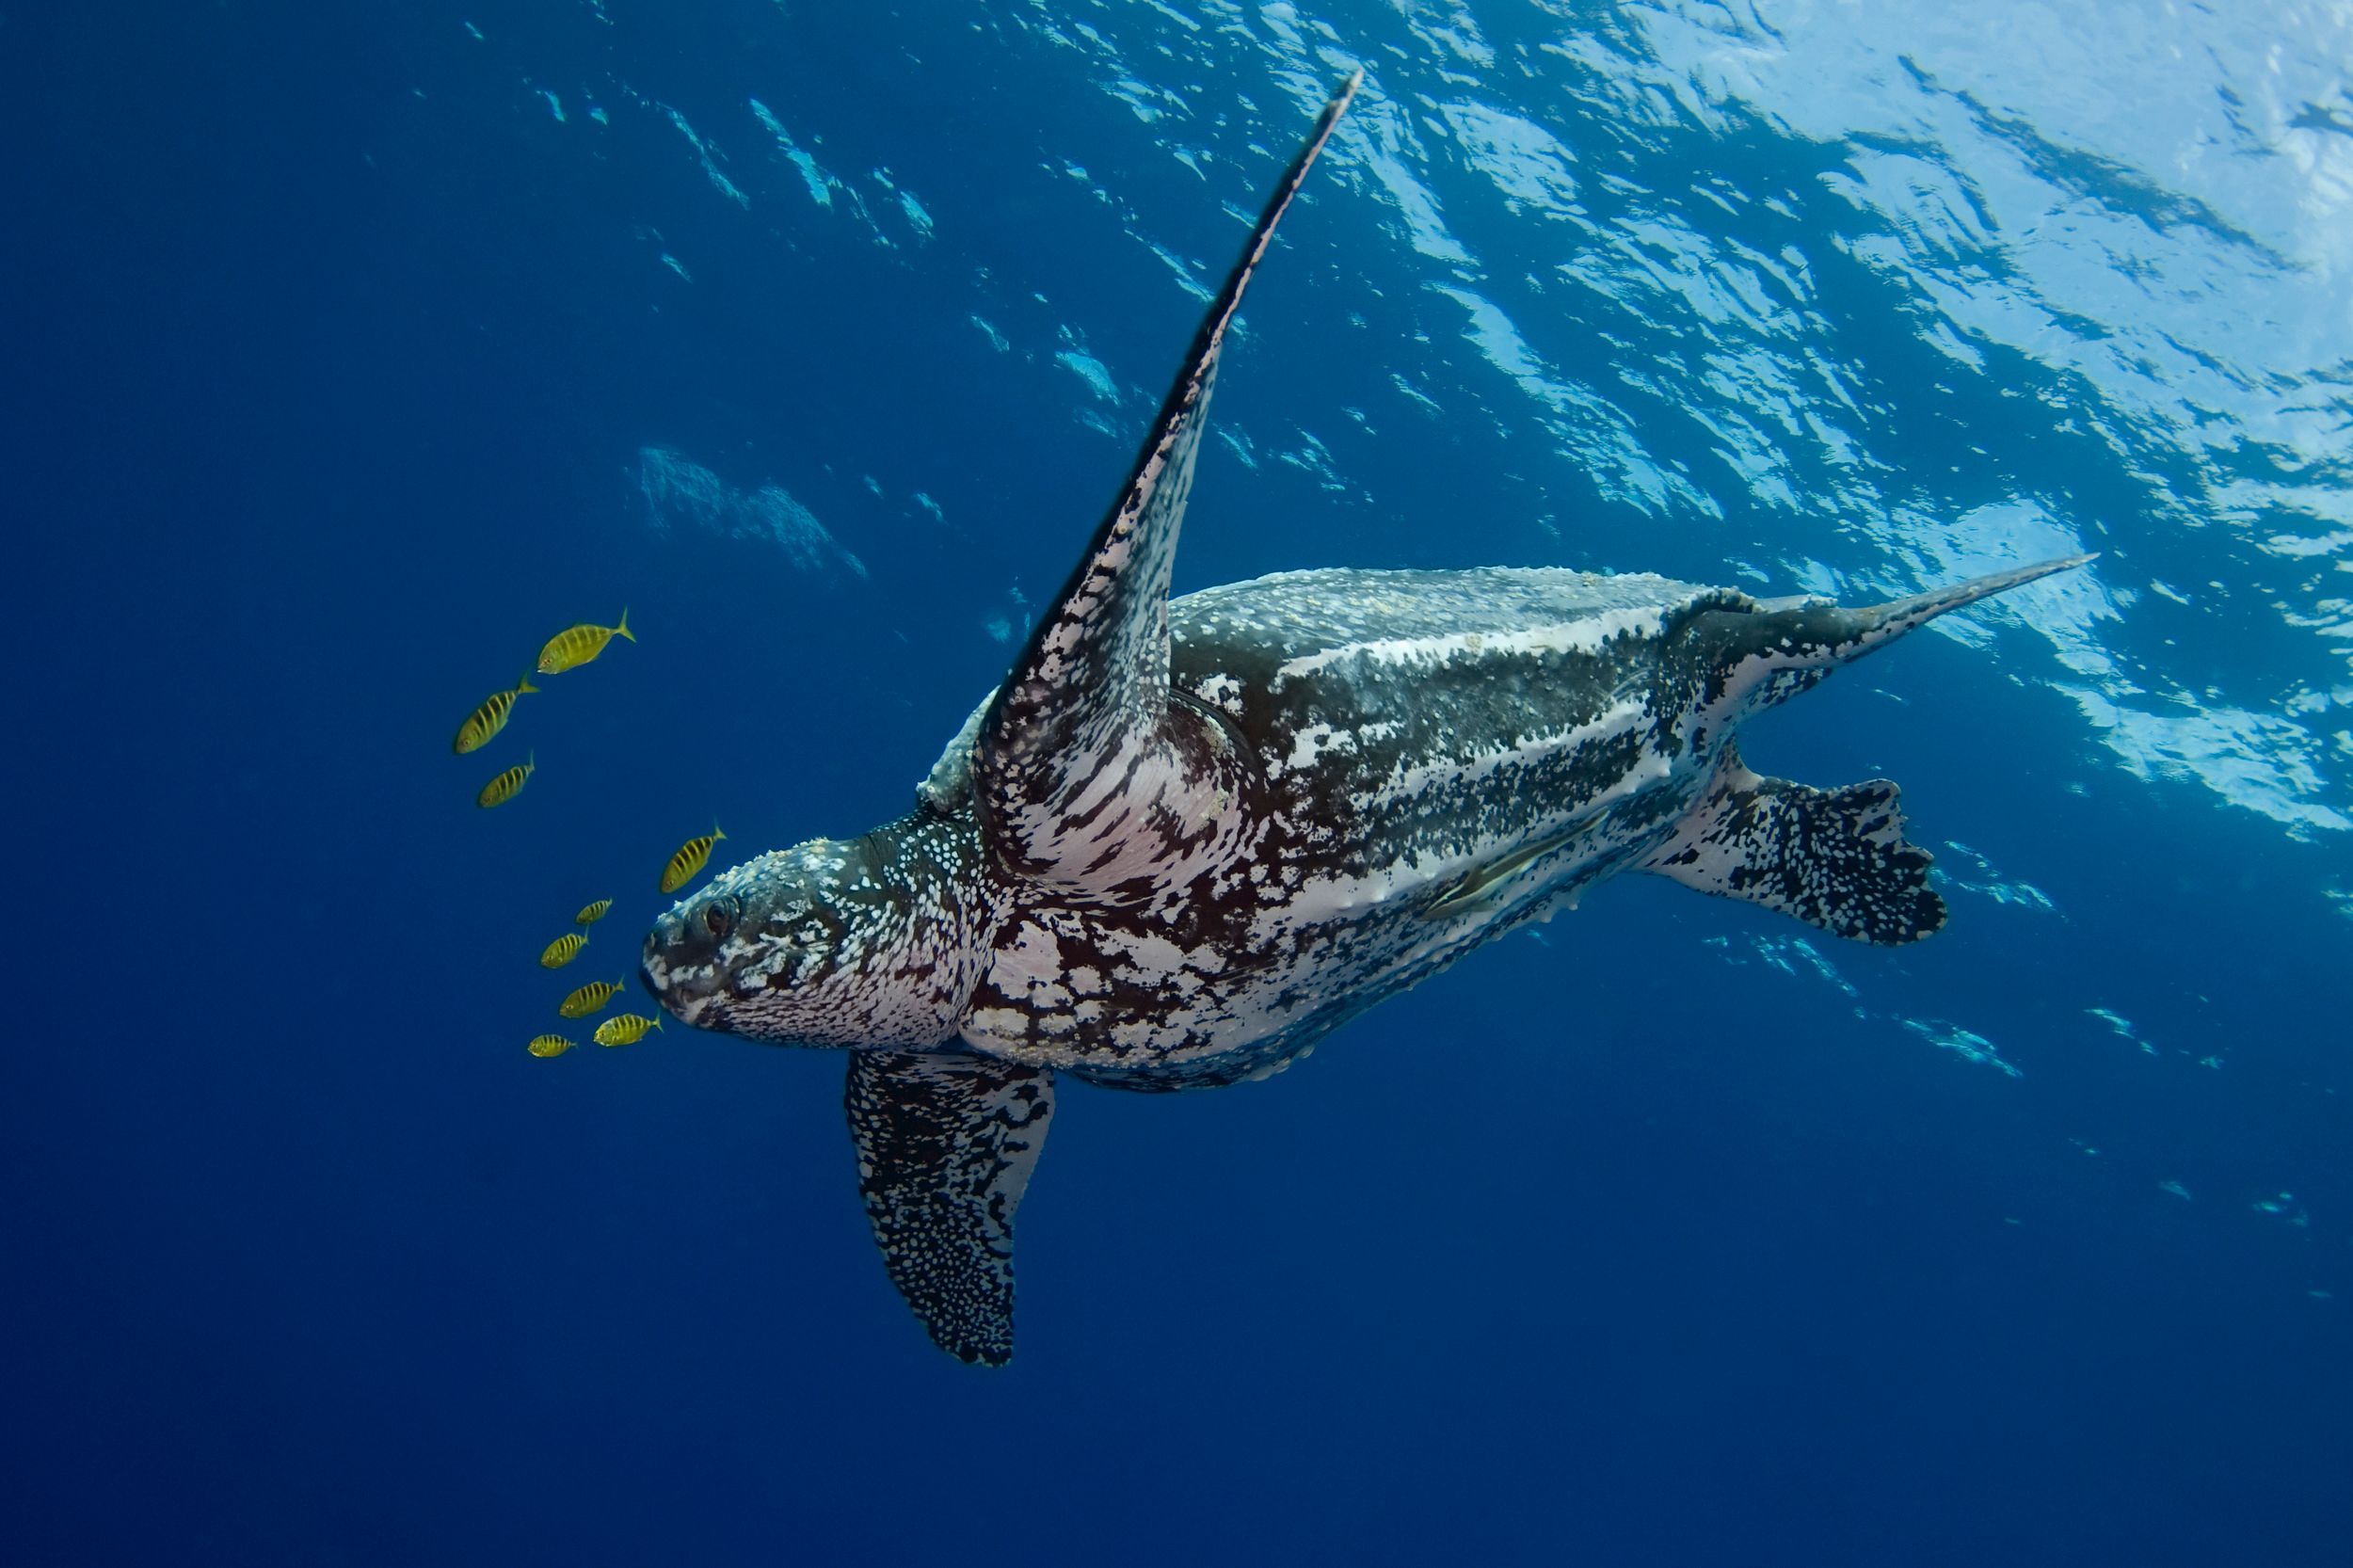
(517, 675), (538, 695)
(616, 607), (635, 643)
(713, 821), (727, 842)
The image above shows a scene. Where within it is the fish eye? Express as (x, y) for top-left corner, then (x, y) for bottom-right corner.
(703, 897), (737, 939)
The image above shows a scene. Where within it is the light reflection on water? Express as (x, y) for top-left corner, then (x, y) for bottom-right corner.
(969, 0), (2353, 836)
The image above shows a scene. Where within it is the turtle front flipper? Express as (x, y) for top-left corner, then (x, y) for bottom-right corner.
(844, 1048), (1056, 1367)
(974, 73), (1361, 900)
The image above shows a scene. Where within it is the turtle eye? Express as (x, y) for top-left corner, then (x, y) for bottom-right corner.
(703, 898), (736, 939)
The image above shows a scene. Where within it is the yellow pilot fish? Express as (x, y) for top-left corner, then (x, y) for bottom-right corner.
(476, 752), (536, 809)
(536, 609), (634, 675)
(573, 898), (612, 927)
(659, 824), (727, 894)
(538, 932), (587, 968)
(451, 676), (537, 755)
(594, 1014), (664, 1048)
(527, 1034), (576, 1059)
(557, 979), (625, 1019)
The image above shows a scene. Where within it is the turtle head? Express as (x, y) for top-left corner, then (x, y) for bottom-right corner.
(640, 818), (991, 1048)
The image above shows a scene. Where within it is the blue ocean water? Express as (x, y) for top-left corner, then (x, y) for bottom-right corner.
(8, 0), (2350, 1561)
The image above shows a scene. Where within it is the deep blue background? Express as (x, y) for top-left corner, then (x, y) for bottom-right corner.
(7, 3), (2347, 1563)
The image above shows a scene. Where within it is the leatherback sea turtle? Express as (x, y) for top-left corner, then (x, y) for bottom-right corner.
(640, 74), (2086, 1365)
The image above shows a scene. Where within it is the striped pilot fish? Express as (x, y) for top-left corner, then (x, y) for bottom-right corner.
(476, 752), (534, 809)
(658, 825), (726, 895)
(451, 676), (536, 755)
(557, 979), (625, 1019)
(536, 610), (633, 676)
(593, 1014), (663, 1048)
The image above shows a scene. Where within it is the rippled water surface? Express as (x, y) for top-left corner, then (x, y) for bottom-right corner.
(11, 3), (2350, 1563)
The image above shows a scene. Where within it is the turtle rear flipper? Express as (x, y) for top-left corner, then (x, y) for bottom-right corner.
(1641, 742), (1945, 945)
(845, 1049), (1056, 1367)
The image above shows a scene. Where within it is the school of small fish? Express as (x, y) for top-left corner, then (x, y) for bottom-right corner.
(443, 608), (733, 1061)
(454, 611), (628, 811)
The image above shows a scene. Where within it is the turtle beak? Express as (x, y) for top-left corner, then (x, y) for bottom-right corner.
(641, 909), (718, 1024)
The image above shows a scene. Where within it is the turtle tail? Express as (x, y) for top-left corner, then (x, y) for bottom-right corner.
(1851, 552), (2095, 652)
(1675, 552), (2095, 725)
